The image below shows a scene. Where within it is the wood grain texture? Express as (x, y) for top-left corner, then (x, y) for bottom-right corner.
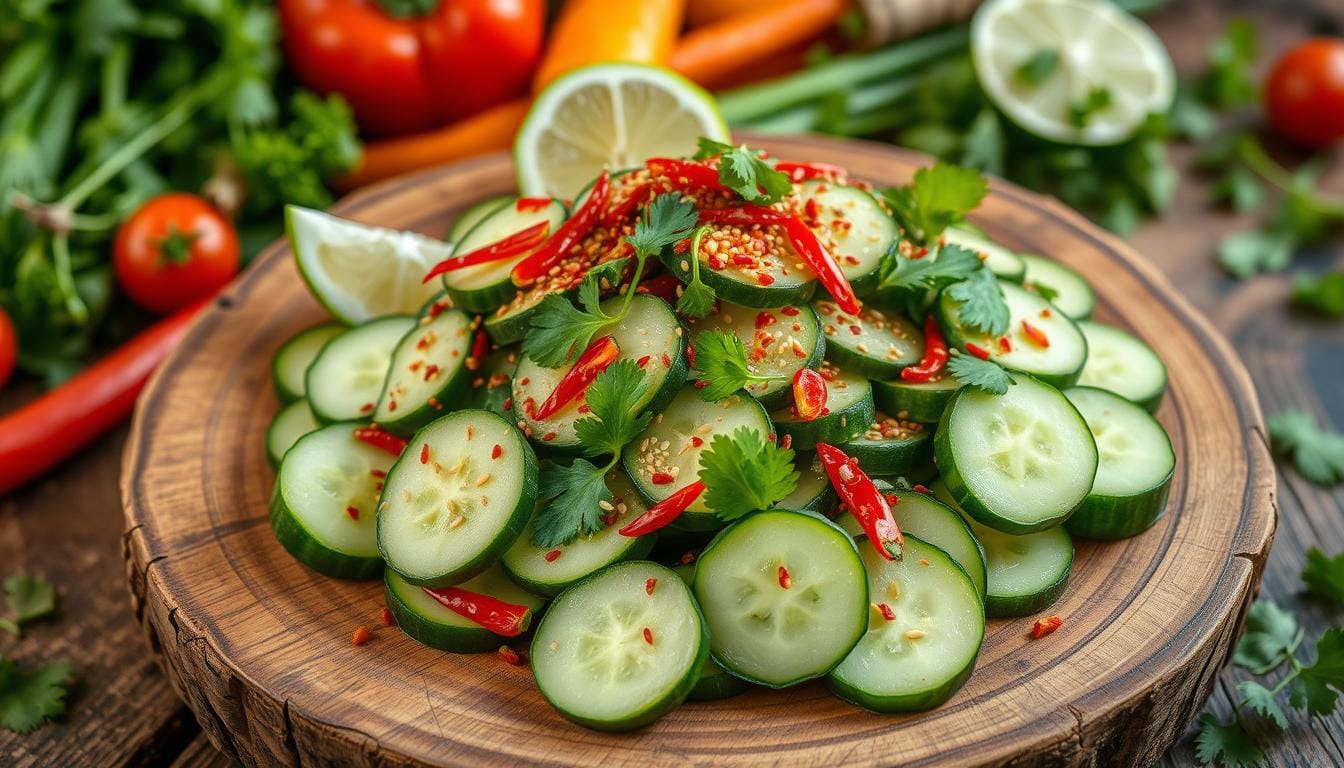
(119, 134), (1275, 767)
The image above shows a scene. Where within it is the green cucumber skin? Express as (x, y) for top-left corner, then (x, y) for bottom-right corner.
(1066, 480), (1172, 540)
(445, 199), (568, 314)
(687, 667), (753, 702)
(375, 319), (476, 438)
(657, 247), (817, 309)
(774, 385), (874, 451)
(378, 414), (540, 588)
(268, 481), (383, 581)
(384, 572), (512, 653)
(934, 294), (1085, 391)
(985, 554), (1073, 618)
(822, 338), (903, 380)
(737, 304), (826, 412)
(871, 378), (960, 425)
(486, 290), (570, 346)
(840, 432), (934, 477)
(271, 323), (343, 403)
(503, 534), (658, 598)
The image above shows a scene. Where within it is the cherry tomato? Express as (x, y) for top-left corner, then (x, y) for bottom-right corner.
(1265, 37), (1344, 149)
(113, 194), (240, 314)
(0, 306), (16, 390)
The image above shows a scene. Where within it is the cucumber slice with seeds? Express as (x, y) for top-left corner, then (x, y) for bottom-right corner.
(838, 413), (934, 476)
(871, 374), (962, 425)
(694, 510), (867, 688)
(815, 300), (922, 379)
(1063, 387), (1175, 539)
(1077, 321), (1167, 413)
(771, 363), (874, 450)
(827, 535), (984, 712)
(385, 565), (544, 653)
(775, 451), (836, 514)
(444, 198), (567, 313)
(943, 226), (1026, 283)
(445, 194), (514, 243)
(1020, 254), (1094, 320)
(272, 323), (343, 403)
(689, 301), (823, 410)
(672, 564), (753, 701)
(269, 423), (394, 579)
(266, 399), (318, 468)
(306, 316), (416, 424)
(379, 410), (538, 587)
(798, 180), (897, 296)
(532, 561), (708, 732)
(375, 308), (475, 435)
(935, 373), (1098, 534)
(936, 280), (1088, 389)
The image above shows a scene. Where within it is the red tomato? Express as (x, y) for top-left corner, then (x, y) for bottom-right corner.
(1265, 37), (1344, 149)
(113, 194), (240, 314)
(0, 306), (16, 390)
(278, 0), (544, 137)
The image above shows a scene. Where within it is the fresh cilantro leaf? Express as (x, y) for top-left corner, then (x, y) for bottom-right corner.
(1293, 628), (1344, 717)
(0, 658), (73, 734)
(1268, 410), (1344, 486)
(1167, 86), (1219, 141)
(1014, 50), (1059, 86)
(883, 164), (989, 246)
(676, 226), (717, 319)
(1026, 280), (1060, 303)
(573, 360), (652, 457)
(691, 332), (784, 402)
(626, 194), (697, 257)
(946, 267), (1010, 335)
(1237, 680), (1289, 729)
(522, 294), (613, 368)
(877, 243), (981, 294)
(1195, 713), (1264, 767)
(1293, 272), (1344, 317)
(1302, 549), (1344, 604)
(0, 575), (54, 636)
(531, 460), (614, 548)
(947, 352), (1014, 395)
(693, 139), (792, 204)
(1211, 167), (1264, 213)
(578, 257), (630, 314)
(960, 109), (1005, 176)
(699, 427), (798, 521)
(1199, 19), (1258, 109)
(1234, 600), (1302, 674)
(1068, 87), (1112, 129)
(1219, 230), (1296, 279)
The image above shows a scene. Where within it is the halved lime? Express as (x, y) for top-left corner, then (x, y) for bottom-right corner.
(971, 0), (1175, 146)
(515, 63), (730, 199)
(287, 206), (451, 325)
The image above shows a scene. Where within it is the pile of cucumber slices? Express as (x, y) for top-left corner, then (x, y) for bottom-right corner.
(265, 157), (1175, 732)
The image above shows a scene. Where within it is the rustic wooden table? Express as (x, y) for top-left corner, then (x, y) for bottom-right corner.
(2, 2), (1340, 765)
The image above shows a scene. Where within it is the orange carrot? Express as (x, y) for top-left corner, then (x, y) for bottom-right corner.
(669, 0), (852, 89)
(688, 0), (788, 28)
(533, 0), (687, 91)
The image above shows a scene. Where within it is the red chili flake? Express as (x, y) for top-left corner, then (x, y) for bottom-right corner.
(370, 469), (387, 478)
(767, 432), (776, 442)
(693, 380), (709, 389)
(577, 403), (591, 414)
(642, 627), (655, 645)
(423, 363), (441, 382)
(779, 434), (793, 450)
(345, 506), (360, 520)
(471, 329), (490, 362)
(651, 472), (675, 486)
(1022, 320), (1050, 348)
(645, 578), (657, 595)
(516, 196), (552, 212)
(416, 335), (432, 351)
(1031, 616), (1064, 639)
(1040, 308), (1053, 319)
(380, 607), (395, 627)
(685, 344), (696, 367)
(496, 645), (523, 666)
(781, 306), (800, 316)
(359, 402), (375, 414)
(777, 565), (792, 589)
(731, 254), (755, 267)
(679, 551), (696, 565)
(502, 397), (513, 411)
(427, 300), (449, 320)
(491, 443), (503, 459)
(673, 238), (690, 254)
(409, 360), (423, 372)
(878, 603), (896, 621)
(804, 198), (820, 219)
(544, 549), (562, 562)
(756, 273), (776, 286)
(755, 312), (777, 329)
(998, 337), (1012, 353)
(660, 352), (672, 368)
(352, 626), (371, 646)
(420, 443), (431, 464)
(884, 492), (899, 506)
(966, 343), (991, 360)
(636, 355), (651, 368)
(388, 400), (398, 412)
(912, 484), (930, 494)
(690, 436), (704, 448)
(542, 431), (557, 442)
(849, 324), (862, 336)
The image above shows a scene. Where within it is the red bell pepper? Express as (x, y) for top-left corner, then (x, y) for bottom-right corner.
(900, 316), (949, 382)
(775, 161), (848, 182)
(352, 425), (409, 456)
(512, 170), (611, 284)
(422, 220), (549, 283)
(422, 586), (532, 636)
(645, 158), (726, 192)
(792, 368), (827, 421)
(816, 442), (904, 561)
(278, 0), (544, 136)
(619, 480), (706, 537)
(533, 335), (619, 419)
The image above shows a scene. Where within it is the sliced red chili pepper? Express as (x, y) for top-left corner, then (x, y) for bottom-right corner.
(599, 182), (653, 229)
(816, 442), (904, 561)
(900, 316), (949, 382)
(774, 161), (848, 182)
(646, 157), (725, 192)
(792, 368), (828, 422)
(422, 586), (532, 636)
(533, 335), (619, 420)
(470, 329), (490, 363)
(966, 342), (991, 360)
(512, 170), (611, 284)
(516, 197), (553, 213)
(1031, 615), (1064, 639)
(1021, 320), (1051, 348)
(782, 216), (860, 315)
(636, 272), (683, 302)
(352, 425), (407, 457)
(619, 480), (706, 537)
(422, 221), (549, 283)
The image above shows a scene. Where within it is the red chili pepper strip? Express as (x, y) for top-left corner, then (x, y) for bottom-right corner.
(900, 317), (949, 383)
(775, 161), (848, 182)
(512, 170), (611, 284)
(352, 425), (408, 457)
(533, 335), (619, 420)
(470, 329), (490, 363)
(646, 158), (726, 192)
(422, 586), (532, 636)
(599, 182), (653, 229)
(422, 221), (549, 283)
(792, 368), (828, 422)
(619, 480), (706, 538)
(966, 343), (991, 360)
(782, 216), (860, 315)
(816, 442), (904, 561)
(516, 197), (552, 213)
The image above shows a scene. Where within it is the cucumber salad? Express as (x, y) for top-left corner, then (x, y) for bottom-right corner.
(265, 141), (1176, 731)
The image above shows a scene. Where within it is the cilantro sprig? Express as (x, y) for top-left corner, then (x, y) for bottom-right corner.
(946, 351), (1014, 396)
(698, 427), (799, 521)
(876, 242), (982, 295)
(0, 657), (74, 734)
(946, 266), (1010, 336)
(1303, 549), (1344, 604)
(690, 332), (788, 402)
(882, 163), (988, 246)
(1268, 409), (1344, 486)
(675, 225), (717, 319)
(693, 138), (793, 204)
(0, 575), (55, 637)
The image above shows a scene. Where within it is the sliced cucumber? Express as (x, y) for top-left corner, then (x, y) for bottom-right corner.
(306, 316), (416, 424)
(771, 363), (874, 450)
(1064, 387), (1175, 539)
(531, 561), (708, 732)
(445, 194), (513, 243)
(1077, 321), (1167, 413)
(672, 564), (753, 701)
(485, 284), (557, 345)
(689, 301), (823, 410)
(464, 346), (518, 416)
(936, 280), (1087, 389)
(623, 387), (773, 532)
(827, 535), (984, 712)
(272, 323), (343, 403)
(933, 481), (1074, 617)
(375, 308), (475, 436)
(943, 226), (1026, 283)
(871, 374), (962, 425)
(269, 423), (394, 580)
(513, 294), (687, 453)
(839, 413), (934, 476)
(775, 451), (836, 514)
(379, 410), (538, 587)
(660, 238), (816, 309)
(502, 469), (657, 597)
(1020, 254), (1095, 320)
(798, 180), (897, 296)
(385, 565), (544, 653)
(266, 399), (318, 468)
(936, 373), (1098, 534)
(694, 510), (867, 688)
(815, 300), (922, 379)
(444, 198), (567, 313)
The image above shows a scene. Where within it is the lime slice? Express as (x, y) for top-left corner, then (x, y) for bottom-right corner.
(287, 206), (450, 324)
(515, 63), (730, 198)
(971, 0), (1174, 146)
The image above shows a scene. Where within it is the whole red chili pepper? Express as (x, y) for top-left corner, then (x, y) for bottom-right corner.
(645, 158), (725, 192)
(512, 170), (611, 284)
(792, 368), (827, 421)
(533, 335), (619, 419)
(599, 182), (654, 229)
(422, 586), (532, 636)
(775, 161), (848, 182)
(619, 480), (706, 537)
(900, 316), (949, 383)
(353, 425), (408, 457)
(816, 442), (904, 561)
(422, 220), (550, 283)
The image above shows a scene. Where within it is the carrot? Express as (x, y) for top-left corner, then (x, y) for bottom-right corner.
(688, 0), (788, 28)
(533, 0), (687, 91)
(669, 0), (852, 89)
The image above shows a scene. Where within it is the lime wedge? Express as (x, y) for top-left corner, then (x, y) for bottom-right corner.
(971, 0), (1174, 146)
(287, 206), (450, 324)
(515, 63), (730, 199)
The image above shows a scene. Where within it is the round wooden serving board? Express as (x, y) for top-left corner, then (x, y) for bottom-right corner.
(122, 135), (1276, 767)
